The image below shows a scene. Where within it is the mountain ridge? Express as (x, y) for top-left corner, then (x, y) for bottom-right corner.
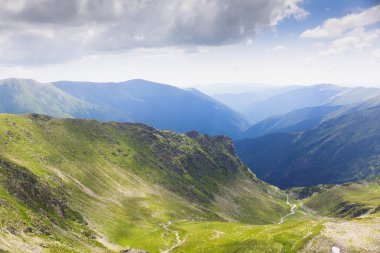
(0, 78), (249, 138)
(212, 83), (380, 125)
(236, 104), (380, 188)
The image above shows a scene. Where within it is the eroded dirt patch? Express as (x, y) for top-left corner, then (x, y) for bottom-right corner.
(301, 218), (380, 252)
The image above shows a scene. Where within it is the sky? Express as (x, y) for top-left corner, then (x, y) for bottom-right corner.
(0, 0), (379, 88)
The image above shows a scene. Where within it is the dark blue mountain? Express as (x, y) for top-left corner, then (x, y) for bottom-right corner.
(236, 105), (380, 188)
(241, 105), (342, 139)
(54, 79), (249, 137)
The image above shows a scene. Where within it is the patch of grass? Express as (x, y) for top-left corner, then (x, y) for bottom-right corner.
(303, 181), (380, 217)
(174, 220), (324, 253)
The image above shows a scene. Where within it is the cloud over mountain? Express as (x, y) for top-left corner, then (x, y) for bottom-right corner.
(0, 0), (306, 64)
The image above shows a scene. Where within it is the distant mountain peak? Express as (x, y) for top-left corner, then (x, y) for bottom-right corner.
(0, 77), (43, 85)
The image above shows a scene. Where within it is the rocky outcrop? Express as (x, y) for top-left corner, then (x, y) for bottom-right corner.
(120, 249), (148, 253)
(0, 158), (84, 225)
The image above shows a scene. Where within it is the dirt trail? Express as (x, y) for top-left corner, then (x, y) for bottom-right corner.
(278, 194), (297, 224)
(162, 221), (185, 253)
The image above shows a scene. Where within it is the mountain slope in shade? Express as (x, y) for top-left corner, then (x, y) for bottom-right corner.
(241, 105), (343, 139)
(211, 86), (299, 114)
(331, 87), (380, 105)
(242, 84), (345, 122)
(0, 114), (286, 252)
(54, 79), (249, 138)
(242, 94), (380, 139)
(0, 78), (249, 138)
(219, 84), (380, 124)
(236, 105), (380, 188)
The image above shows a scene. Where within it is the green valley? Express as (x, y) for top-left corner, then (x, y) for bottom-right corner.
(0, 113), (287, 252)
(290, 178), (380, 218)
(0, 114), (379, 252)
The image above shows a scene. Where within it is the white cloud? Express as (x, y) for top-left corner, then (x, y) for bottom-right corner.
(273, 45), (285, 51)
(133, 34), (145, 42)
(373, 48), (380, 60)
(246, 38), (254, 45)
(322, 28), (380, 55)
(300, 4), (380, 39)
(312, 42), (325, 48)
(306, 57), (316, 65)
(300, 5), (380, 58)
(232, 61), (241, 70)
(0, 0), (307, 65)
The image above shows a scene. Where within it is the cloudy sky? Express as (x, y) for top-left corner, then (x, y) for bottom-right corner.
(0, 0), (379, 87)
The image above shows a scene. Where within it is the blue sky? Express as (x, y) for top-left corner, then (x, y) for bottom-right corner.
(0, 0), (379, 88)
(280, 0), (378, 31)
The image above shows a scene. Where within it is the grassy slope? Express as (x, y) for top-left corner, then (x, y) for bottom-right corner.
(2, 113), (379, 252)
(0, 114), (289, 252)
(0, 159), (109, 253)
(299, 179), (380, 218)
(170, 147), (380, 252)
(291, 179), (380, 252)
(173, 220), (323, 253)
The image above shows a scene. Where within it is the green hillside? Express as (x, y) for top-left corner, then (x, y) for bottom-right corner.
(175, 178), (380, 253)
(0, 113), (289, 252)
(287, 179), (380, 252)
(1, 113), (379, 252)
(289, 178), (380, 218)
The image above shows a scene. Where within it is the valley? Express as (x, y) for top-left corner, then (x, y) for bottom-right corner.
(0, 113), (379, 252)
(0, 113), (287, 252)
(0, 79), (380, 252)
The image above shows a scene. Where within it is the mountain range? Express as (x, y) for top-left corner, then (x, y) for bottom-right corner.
(211, 83), (380, 124)
(236, 105), (380, 188)
(3, 78), (380, 142)
(241, 92), (380, 140)
(0, 77), (380, 251)
(0, 78), (248, 138)
(2, 78), (380, 190)
(241, 104), (343, 139)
